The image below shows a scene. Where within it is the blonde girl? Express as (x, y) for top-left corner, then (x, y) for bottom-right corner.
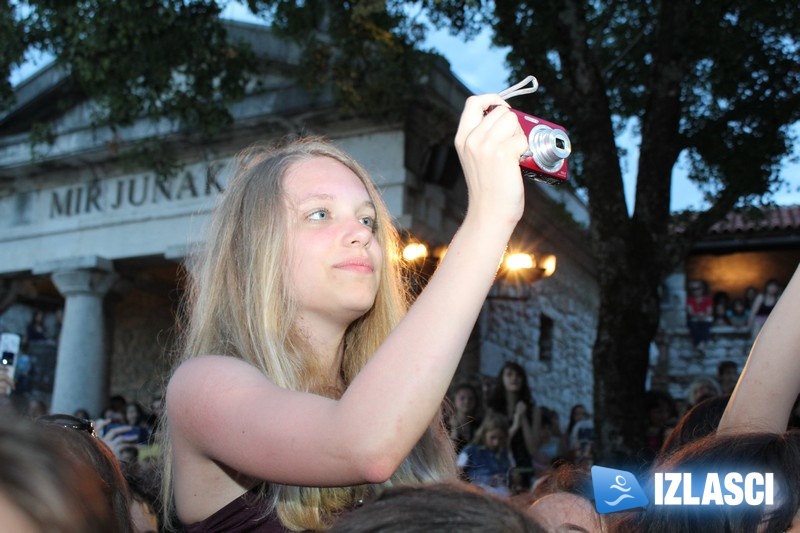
(162, 95), (528, 531)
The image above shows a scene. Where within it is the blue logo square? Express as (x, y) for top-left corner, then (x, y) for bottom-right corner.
(591, 465), (649, 514)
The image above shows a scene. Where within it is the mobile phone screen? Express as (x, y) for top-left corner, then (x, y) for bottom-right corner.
(1, 333), (21, 384)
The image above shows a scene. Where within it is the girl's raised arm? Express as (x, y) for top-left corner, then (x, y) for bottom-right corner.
(718, 263), (800, 435)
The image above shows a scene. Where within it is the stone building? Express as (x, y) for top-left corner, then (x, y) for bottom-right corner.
(655, 205), (800, 403)
(0, 22), (598, 422)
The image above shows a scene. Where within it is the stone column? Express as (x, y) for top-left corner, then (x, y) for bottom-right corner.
(50, 268), (118, 417)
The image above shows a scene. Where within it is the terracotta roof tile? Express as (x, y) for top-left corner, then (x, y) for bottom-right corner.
(707, 204), (800, 235)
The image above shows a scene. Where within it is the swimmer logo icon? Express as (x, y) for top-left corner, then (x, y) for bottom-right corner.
(591, 465), (649, 514)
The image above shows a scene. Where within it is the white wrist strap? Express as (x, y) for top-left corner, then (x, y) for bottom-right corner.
(498, 75), (539, 100)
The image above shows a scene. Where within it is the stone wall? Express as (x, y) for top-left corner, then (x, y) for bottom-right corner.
(654, 326), (751, 403)
(658, 271), (752, 403)
(108, 284), (177, 409)
(478, 246), (599, 425)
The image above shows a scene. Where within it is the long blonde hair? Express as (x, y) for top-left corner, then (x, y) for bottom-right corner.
(161, 137), (456, 531)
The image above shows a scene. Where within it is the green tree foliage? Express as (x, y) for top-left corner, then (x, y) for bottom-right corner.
(0, 3), (28, 111)
(245, 0), (437, 118)
(4, 1), (256, 137)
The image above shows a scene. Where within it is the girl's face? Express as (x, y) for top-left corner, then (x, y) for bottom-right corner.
(484, 429), (504, 451)
(284, 157), (383, 326)
(454, 388), (476, 415)
(502, 367), (523, 393)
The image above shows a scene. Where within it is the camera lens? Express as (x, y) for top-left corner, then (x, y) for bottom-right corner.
(529, 125), (572, 173)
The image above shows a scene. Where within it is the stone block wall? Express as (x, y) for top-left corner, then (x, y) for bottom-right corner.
(655, 327), (751, 403)
(659, 270), (753, 403)
(478, 252), (599, 425)
(109, 285), (177, 409)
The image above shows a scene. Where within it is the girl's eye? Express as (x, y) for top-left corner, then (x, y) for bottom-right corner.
(308, 209), (329, 221)
(360, 216), (376, 229)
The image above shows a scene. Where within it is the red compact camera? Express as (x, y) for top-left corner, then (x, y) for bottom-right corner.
(510, 109), (571, 185)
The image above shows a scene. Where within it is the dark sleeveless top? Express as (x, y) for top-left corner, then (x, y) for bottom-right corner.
(183, 490), (286, 533)
(756, 300), (776, 317)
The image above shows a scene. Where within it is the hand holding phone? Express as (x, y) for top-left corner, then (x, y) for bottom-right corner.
(1, 333), (20, 395)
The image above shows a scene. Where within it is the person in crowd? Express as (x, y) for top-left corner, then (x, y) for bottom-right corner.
(124, 401), (151, 444)
(744, 284), (759, 309)
(712, 300), (730, 327)
(530, 407), (566, 477)
(642, 389), (678, 464)
(527, 491), (602, 532)
(0, 414), (121, 533)
(108, 394), (128, 419)
(486, 361), (541, 492)
(36, 413), (136, 532)
(563, 404), (594, 466)
(13, 343), (32, 394)
(512, 462), (600, 532)
(26, 398), (48, 418)
(748, 278), (783, 338)
(685, 375), (722, 407)
(659, 393), (730, 455)
(25, 309), (47, 342)
(145, 394), (163, 441)
(726, 297), (750, 328)
(716, 360), (739, 395)
(161, 94), (530, 531)
(327, 481), (545, 533)
(686, 279), (714, 350)
(124, 466), (161, 533)
(447, 382), (483, 454)
(0, 370), (26, 415)
(73, 407), (91, 419)
(564, 404), (588, 446)
(457, 411), (515, 496)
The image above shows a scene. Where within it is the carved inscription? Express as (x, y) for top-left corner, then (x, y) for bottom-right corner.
(49, 164), (225, 218)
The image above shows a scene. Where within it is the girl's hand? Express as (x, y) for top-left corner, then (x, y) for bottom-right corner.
(454, 95), (529, 225)
(0, 370), (14, 396)
(100, 424), (139, 458)
(514, 400), (528, 421)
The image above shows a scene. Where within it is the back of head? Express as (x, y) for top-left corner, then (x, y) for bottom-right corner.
(328, 481), (545, 533)
(528, 462), (594, 502)
(661, 394), (730, 455)
(609, 431), (800, 533)
(37, 415), (134, 532)
(0, 415), (120, 533)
